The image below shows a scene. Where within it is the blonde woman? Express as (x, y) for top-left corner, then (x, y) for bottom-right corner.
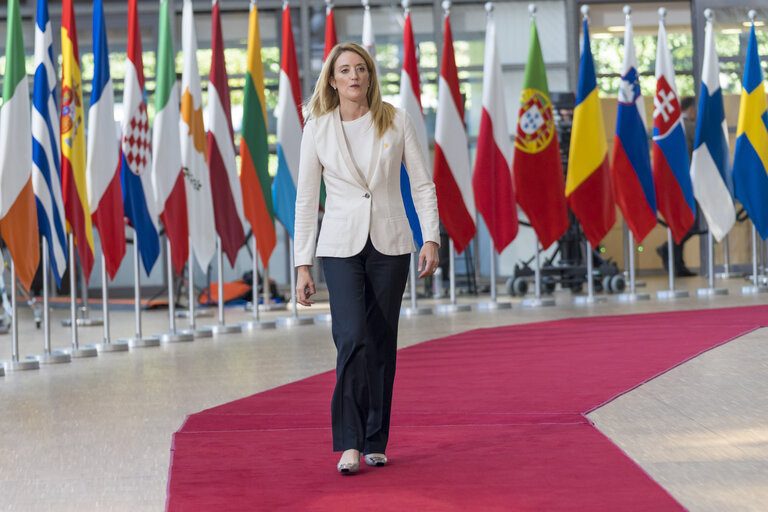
(294, 42), (439, 474)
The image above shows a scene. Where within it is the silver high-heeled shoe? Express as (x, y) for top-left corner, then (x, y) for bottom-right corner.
(363, 453), (387, 467)
(337, 460), (360, 474)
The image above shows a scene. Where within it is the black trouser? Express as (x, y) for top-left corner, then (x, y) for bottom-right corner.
(321, 239), (410, 454)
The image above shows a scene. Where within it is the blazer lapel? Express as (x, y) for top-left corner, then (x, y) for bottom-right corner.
(333, 108), (370, 191)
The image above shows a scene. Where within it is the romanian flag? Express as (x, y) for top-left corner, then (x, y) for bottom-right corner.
(733, 23), (768, 239)
(0, 0), (40, 290)
(240, 0), (277, 267)
(565, 19), (615, 247)
(512, 17), (569, 250)
(61, 0), (95, 281)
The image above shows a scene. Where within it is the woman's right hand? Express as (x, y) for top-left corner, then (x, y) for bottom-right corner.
(296, 266), (316, 306)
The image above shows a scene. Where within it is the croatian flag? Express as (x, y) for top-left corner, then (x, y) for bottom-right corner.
(610, 11), (656, 243)
(122, 0), (160, 274)
(690, 14), (735, 242)
(651, 17), (695, 243)
(87, 0), (126, 279)
(272, 0), (303, 239)
(31, 0), (67, 287)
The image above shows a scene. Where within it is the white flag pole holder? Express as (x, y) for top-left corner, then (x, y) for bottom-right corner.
(697, 230), (727, 297)
(716, 234), (742, 278)
(522, 239), (556, 307)
(242, 235), (276, 330)
(741, 224), (768, 294)
(401, 252), (433, 316)
(182, 241), (212, 338)
(206, 236), (242, 334)
(31, 239), (71, 364)
(276, 238), (314, 327)
(617, 232), (650, 302)
(436, 239), (471, 313)
(64, 234), (98, 356)
(574, 240), (607, 305)
(478, 238), (512, 310)
(656, 228), (689, 299)
(119, 234), (160, 347)
(3, 261), (40, 372)
(155, 239), (194, 342)
(94, 252), (130, 351)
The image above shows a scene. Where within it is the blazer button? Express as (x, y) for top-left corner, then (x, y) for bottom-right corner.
(364, 193), (371, 198)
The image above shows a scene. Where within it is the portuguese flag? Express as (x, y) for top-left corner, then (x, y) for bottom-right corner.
(512, 18), (569, 250)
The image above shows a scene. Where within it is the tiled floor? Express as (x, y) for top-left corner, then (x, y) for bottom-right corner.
(0, 272), (766, 511)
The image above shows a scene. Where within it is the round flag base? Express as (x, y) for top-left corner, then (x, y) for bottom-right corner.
(66, 345), (99, 358)
(31, 351), (72, 365)
(206, 324), (243, 335)
(313, 314), (332, 324)
(616, 292), (651, 303)
(4, 359), (40, 372)
(61, 317), (104, 327)
(521, 297), (556, 308)
(154, 332), (195, 343)
(240, 320), (277, 331)
(435, 304), (472, 314)
(122, 337), (161, 349)
(275, 316), (315, 328)
(176, 309), (215, 319)
(259, 303), (288, 312)
(400, 306), (433, 317)
(95, 341), (130, 353)
(476, 301), (513, 311)
(179, 328), (213, 339)
(741, 285), (768, 295)
(696, 287), (728, 297)
(715, 271), (743, 279)
(656, 289), (690, 300)
(574, 295), (608, 306)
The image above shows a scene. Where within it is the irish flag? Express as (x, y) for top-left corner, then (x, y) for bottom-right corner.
(153, 0), (189, 275)
(0, 0), (40, 290)
(240, 0), (277, 267)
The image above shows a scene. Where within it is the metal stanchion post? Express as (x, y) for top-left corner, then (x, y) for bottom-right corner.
(3, 261), (40, 372)
(697, 231), (727, 297)
(183, 242), (212, 338)
(119, 234), (160, 347)
(657, 228), (689, 299)
(716, 234), (742, 279)
(95, 253), (129, 352)
(242, 236), (276, 330)
(205, 236), (242, 334)
(618, 232), (650, 302)
(156, 240), (194, 342)
(741, 224), (768, 294)
(436, 239), (471, 314)
(32, 238), (71, 364)
(65, 234), (98, 357)
(522, 240), (556, 307)
(478, 238), (512, 310)
(575, 240), (607, 305)
(401, 252), (433, 316)
(276, 238), (314, 327)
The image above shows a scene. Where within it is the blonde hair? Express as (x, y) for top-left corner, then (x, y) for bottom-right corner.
(307, 42), (395, 138)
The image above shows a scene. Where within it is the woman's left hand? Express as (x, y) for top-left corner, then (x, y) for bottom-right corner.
(417, 241), (440, 279)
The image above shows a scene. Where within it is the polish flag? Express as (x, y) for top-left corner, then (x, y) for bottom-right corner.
(434, 10), (475, 253)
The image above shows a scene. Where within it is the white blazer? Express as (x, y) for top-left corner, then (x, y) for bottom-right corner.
(294, 107), (439, 267)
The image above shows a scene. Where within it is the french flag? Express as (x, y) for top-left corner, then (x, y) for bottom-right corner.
(433, 8), (475, 253)
(87, 0), (126, 279)
(610, 11), (657, 243)
(651, 16), (695, 243)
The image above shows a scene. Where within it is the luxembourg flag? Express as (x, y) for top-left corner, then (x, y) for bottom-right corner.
(272, 0), (303, 239)
(690, 12), (735, 242)
(472, 3), (518, 252)
(121, 0), (159, 274)
(433, 8), (475, 254)
(610, 10), (657, 243)
(87, 0), (126, 280)
(31, 0), (67, 287)
(652, 15), (695, 244)
(399, 1), (428, 247)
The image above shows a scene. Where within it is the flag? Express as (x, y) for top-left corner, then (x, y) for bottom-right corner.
(87, 0), (125, 280)
(362, 0), (378, 75)
(209, 0), (246, 264)
(651, 19), (695, 244)
(399, 8), (427, 247)
(241, 0), (277, 267)
(32, 0), (67, 288)
(122, 0), (159, 274)
(565, 19), (615, 247)
(433, 10), (475, 254)
(0, 0), (39, 290)
(324, 1), (338, 60)
(61, 0), (95, 281)
(733, 24), (768, 239)
(513, 17), (569, 250)
(153, 0), (189, 276)
(180, 0), (216, 269)
(690, 15), (735, 242)
(610, 12), (657, 243)
(472, 6), (518, 252)
(272, 1), (303, 239)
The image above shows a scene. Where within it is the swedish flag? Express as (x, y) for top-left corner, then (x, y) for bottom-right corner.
(733, 24), (768, 239)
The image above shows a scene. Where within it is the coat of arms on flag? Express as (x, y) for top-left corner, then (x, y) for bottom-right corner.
(123, 102), (151, 176)
(515, 90), (555, 153)
(653, 76), (680, 133)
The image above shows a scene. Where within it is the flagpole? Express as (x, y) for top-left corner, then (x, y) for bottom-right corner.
(656, 228), (689, 299)
(575, 239), (607, 305)
(716, 235), (741, 278)
(65, 234), (97, 357)
(617, 232), (649, 302)
(436, 239), (471, 313)
(95, 252), (129, 352)
(156, 239), (194, 342)
(2, 260), (40, 372)
(31, 239), (71, 364)
(741, 224), (767, 294)
(184, 240), (212, 338)
(242, 234), (276, 330)
(207, 235), (242, 334)
(477, 237), (511, 310)
(697, 230), (727, 297)
(522, 239), (555, 307)
(120, 233), (160, 347)
(74, 256), (102, 327)
(400, 253), (432, 316)
(275, 237), (314, 327)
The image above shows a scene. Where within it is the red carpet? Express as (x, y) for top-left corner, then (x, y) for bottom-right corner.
(167, 306), (767, 511)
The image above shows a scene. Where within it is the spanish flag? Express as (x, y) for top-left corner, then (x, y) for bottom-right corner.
(565, 19), (615, 247)
(240, 0), (277, 267)
(61, 0), (95, 281)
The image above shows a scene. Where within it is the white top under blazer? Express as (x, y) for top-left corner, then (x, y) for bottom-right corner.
(294, 106), (440, 267)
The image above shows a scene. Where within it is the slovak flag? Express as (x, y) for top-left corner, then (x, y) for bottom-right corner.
(652, 18), (695, 243)
(610, 11), (657, 243)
